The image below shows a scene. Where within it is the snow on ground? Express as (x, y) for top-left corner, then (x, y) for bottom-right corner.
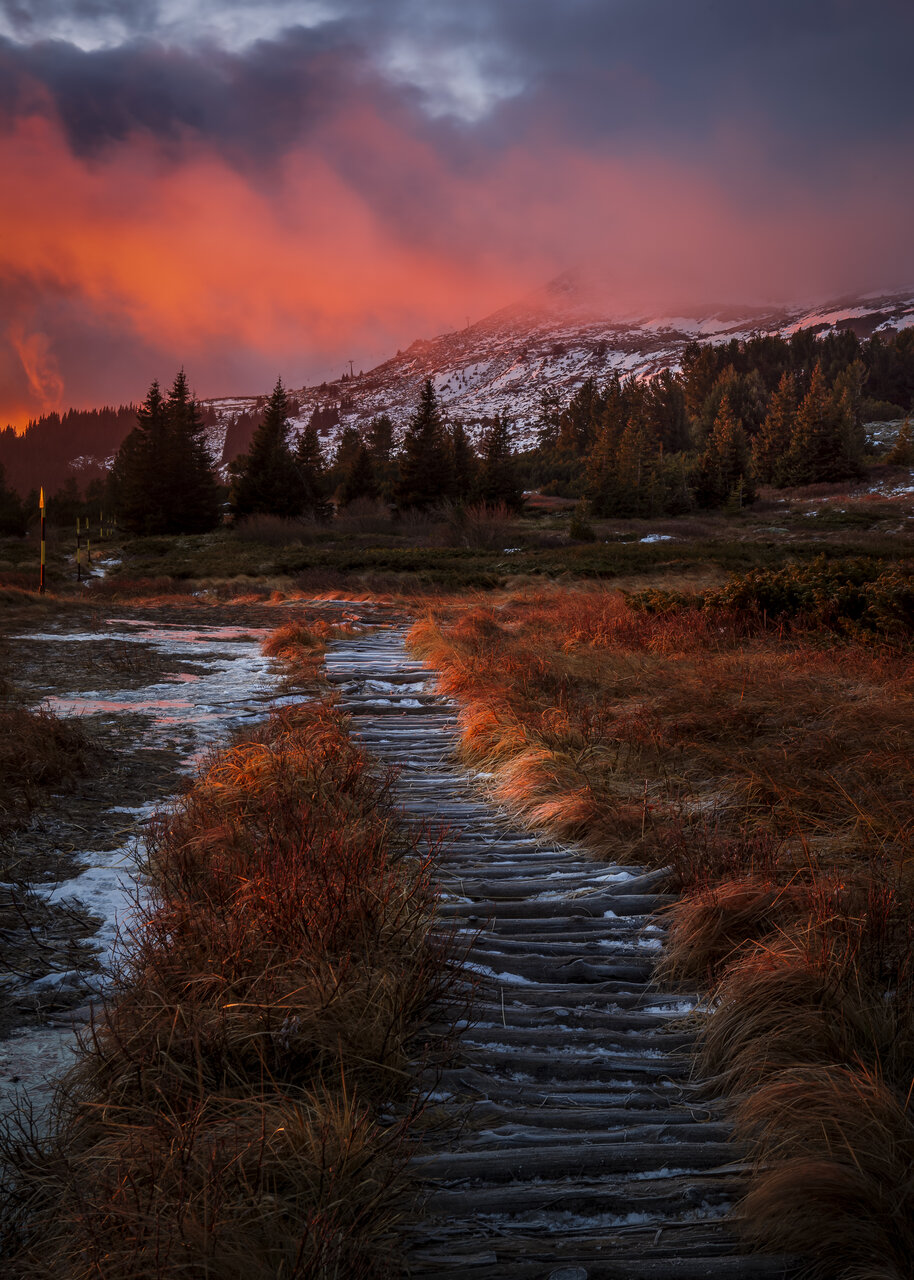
(19, 622), (298, 971)
(2, 621), (294, 1118)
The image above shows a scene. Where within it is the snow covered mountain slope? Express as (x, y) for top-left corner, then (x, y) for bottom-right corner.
(203, 280), (914, 459)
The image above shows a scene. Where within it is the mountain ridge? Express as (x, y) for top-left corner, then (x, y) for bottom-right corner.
(203, 282), (914, 459)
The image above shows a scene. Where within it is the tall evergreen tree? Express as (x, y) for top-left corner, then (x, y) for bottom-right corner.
(0, 463), (27, 536)
(395, 380), (454, 510)
(752, 371), (798, 487)
(365, 413), (397, 502)
(887, 418), (914, 466)
(450, 421), (478, 502)
(477, 412), (521, 509)
(613, 414), (659, 517)
(339, 442), (378, 507)
(694, 394), (756, 508)
(294, 421), (331, 518)
(645, 369), (690, 453)
(163, 369), (222, 533)
(786, 363), (849, 485)
(229, 378), (306, 518)
(108, 379), (170, 533)
(366, 413), (394, 465)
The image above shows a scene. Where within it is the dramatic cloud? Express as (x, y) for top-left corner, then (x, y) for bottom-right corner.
(2, 0), (913, 425)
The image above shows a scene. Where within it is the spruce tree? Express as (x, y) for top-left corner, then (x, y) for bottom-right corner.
(450, 421), (478, 503)
(786, 364), (847, 485)
(366, 414), (397, 502)
(229, 378), (306, 518)
(613, 414), (657, 517)
(395, 380), (454, 510)
(0, 463), (27, 536)
(694, 394), (756, 508)
(753, 371), (797, 487)
(887, 418), (914, 466)
(832, 359), (866, 477)
(294, 422), (331, 519)
(367, 413), (394, 465)
(477, 412), (521, 509)
(339, 443), (379, 507)
(163, 369), (222, 533)
(108, 379), (170, 533)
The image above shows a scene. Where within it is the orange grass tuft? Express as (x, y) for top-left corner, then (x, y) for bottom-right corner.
(1, 699), (451, 1279)
(408, 584), (914, 1274)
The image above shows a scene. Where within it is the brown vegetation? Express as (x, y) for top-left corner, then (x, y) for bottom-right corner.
(409, 583), (914, 1277)
(1, 694), (449, 1279)
(0, 641), (97, 834)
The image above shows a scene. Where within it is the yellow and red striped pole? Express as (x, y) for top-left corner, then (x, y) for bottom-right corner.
(39, 487), (46, 594)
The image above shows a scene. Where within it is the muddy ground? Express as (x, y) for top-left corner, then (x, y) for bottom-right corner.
(0, 596), (406, 1112)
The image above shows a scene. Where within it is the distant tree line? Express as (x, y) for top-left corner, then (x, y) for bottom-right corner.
(3, 322), (914, 538)
(227, 377), (522, 520)
(522, 325), (914, 514)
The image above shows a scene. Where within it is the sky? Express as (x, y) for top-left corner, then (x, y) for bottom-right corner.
(2, 0), (913, 426)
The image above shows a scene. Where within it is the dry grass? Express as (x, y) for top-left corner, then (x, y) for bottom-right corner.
(260, 619), (357, 688)
(1, 686), (450, 1277)
(408, 583), (914, 1276)
(0, 706), (97, 834)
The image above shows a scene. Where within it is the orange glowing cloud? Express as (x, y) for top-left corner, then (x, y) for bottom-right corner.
(2, 95), (913, 427)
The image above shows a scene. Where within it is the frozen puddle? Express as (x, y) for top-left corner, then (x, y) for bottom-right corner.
(23, 621), (297, 768)
(3, 620), (293, 1118)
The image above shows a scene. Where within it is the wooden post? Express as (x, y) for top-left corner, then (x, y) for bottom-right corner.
(39, 488), (46, 595)
(76, 516), (81, 582)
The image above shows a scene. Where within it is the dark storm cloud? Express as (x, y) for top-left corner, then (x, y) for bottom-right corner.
(0, 24), (376, 161)
(2, 0), (913, 427)
(1, 0), (912, 172)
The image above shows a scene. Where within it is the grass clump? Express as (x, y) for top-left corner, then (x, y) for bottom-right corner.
(1, 698), (448, 1279)
(0, 645), (98, 834)
(408, 583), (914, 1275)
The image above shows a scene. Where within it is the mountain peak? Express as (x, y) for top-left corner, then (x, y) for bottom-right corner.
(203, 283), (914, 460)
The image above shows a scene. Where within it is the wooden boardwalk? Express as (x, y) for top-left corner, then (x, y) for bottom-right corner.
(325, 627), (793, 1280)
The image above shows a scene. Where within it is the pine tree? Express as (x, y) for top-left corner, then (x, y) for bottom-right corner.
(294, 421), (331, 518)
(163, 369), (222, 533)
(108, 379), (170, 533)
(339, 442), (378, 507)
(753, 371), (797, 487)
(0, 463), (27, 536)
(645, 369), (690, 453)
(476, 412), (521, 509)
(395, 380), (454, 510)
(786, 363), (848, 485)
(694, 394), (756, 508)
(229, 378), (306, 518)
(450, 421), (478, 502)
(367, 413), (394, 465)
(584, 422), (618, 515)
(534, 388), (562, 452)
(887, 418), (914, 466)
(614, 414), (658, 517)
(832, 359), (866, 476)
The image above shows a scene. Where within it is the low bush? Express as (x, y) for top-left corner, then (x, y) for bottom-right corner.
(628, 555), (914, 643)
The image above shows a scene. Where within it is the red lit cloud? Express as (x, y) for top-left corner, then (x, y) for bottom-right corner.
(2, 1), (914, 425)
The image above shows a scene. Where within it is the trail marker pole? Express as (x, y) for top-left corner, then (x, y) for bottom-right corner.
(76, 517), (81, 583)
(39, 488), (46, 594)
